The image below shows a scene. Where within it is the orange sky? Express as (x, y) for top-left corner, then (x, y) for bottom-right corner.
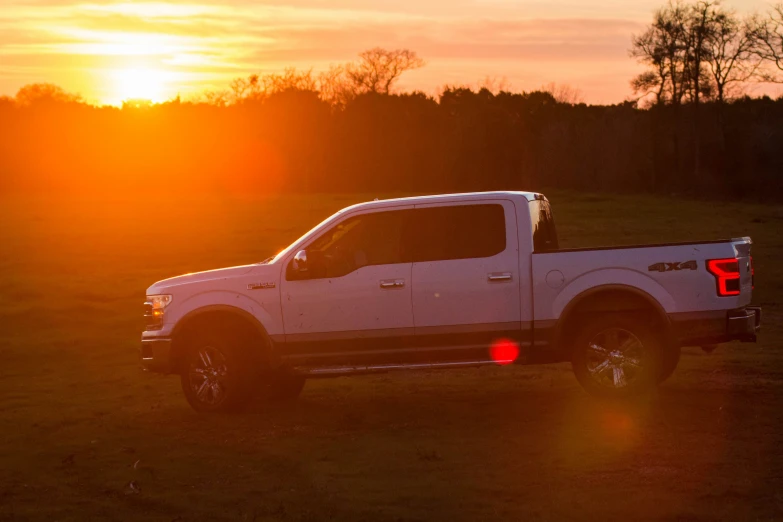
(1, 0), (778, 105)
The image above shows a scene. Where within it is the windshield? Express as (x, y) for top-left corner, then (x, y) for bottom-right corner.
(267, 209), (344, 264)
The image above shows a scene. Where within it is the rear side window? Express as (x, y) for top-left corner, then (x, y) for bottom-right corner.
(529, 199), (559, 252)
(406, 204), (506, 262)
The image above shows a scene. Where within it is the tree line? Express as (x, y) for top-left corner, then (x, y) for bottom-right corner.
(1, 1), (782, 200)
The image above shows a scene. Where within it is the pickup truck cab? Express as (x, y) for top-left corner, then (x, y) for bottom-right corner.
(141, 192), (761, 412)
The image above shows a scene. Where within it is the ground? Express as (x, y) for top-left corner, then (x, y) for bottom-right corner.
(0, 191), (781, 521)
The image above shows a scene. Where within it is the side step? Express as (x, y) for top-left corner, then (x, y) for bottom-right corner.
(293, 359), (510, 377)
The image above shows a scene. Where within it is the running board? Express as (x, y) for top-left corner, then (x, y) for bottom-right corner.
(294, 359), (510, 377)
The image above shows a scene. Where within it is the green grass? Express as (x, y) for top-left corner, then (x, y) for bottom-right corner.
(1, 191), (782, 521)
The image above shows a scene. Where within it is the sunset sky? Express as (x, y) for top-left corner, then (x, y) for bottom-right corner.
(0, 0), (775, 105)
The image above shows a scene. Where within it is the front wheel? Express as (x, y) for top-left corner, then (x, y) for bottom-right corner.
(180, 330), (254, 413)
(571, 314), (661, 398)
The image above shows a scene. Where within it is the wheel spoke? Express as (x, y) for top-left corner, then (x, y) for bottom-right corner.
(618, 337), (642, 354)
(589, 343), (610, 355)
(196, 379), (210, 400)
(589, 359), (611, 376)
(623, 357), (642, 369)
(198, 350), (211, 368)
(189, 370), (208, 385)
(612, 366), (627, 387)
(210, 381), (223, 402)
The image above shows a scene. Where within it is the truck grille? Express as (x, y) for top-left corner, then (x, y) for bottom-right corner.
(143, 301), (162, 330)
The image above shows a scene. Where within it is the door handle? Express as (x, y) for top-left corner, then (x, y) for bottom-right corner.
(380, 279), (405, 289)
(488, 272), (513, 282)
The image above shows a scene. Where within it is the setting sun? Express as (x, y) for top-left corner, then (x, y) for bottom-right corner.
(112, 67), (168, 104)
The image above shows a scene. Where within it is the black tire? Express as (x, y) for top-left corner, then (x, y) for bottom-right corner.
(261, 371), (306, 402)
(180, 327), (255, 413)
(656, 345), (681, 384)
(571, 314), (661, 398)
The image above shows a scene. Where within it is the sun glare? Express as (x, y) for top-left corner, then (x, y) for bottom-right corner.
(112, 68), (168, 104)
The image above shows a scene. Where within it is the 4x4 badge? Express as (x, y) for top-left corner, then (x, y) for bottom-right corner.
(648, 260), (698, 272)
(247, 282), (276, 290)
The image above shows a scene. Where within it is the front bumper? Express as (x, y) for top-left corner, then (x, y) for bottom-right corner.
(671, 306), (761, 346)
(140, 337), (172, 373)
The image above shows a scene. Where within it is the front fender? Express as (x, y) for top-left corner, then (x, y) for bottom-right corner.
(167, 290), (281, 338)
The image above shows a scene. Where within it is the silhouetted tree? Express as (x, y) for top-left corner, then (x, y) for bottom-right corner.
(755, 4), (783, 80)
(14, 83), (82, 106)
(345, 48), (425, 95)
(1, 40), (783, 201)
(705, 7), (761, 103)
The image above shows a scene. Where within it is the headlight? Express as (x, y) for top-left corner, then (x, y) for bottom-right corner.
(144, 294), (173, 330)
(148, 294), (173, 310)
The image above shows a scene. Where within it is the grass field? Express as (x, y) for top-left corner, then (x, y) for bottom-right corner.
(1, 191), (782, 521)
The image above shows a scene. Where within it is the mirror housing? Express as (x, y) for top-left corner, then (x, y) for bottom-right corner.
(292, 250), (308, 273)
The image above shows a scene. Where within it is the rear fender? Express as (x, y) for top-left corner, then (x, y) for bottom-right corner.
(551, 268), (675, 319)
(552, 270), (675, 353)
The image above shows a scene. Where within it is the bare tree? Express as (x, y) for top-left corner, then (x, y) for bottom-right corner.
(201, 89), (231, 107)
(684, 1), (719, 110)
(317, 64), (355, 107)
(630, 1), (692, 106)
(345, 48), (425, 95)
(229, 74), (262, 103)
(14, 83), (82, 106)
(541, 82), (584, 104)
(261, 68), (317, 94)
(630, 28), (669, 104)
(754, 3), (783, 80)
(705, 9), (762, 103)
(477, 76), (512, 95)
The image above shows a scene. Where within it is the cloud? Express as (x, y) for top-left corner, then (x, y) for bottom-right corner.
(0, 1), (646, 103)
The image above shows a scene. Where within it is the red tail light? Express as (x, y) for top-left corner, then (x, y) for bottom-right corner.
(707, 258), (741, 296)
(750, 256), (755, 289)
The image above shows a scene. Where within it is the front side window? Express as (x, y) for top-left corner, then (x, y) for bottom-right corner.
(405, 204), (506, 262)
(290, 209), (412, 279)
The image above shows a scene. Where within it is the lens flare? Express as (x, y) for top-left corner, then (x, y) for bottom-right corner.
(489, 338), (519, 365)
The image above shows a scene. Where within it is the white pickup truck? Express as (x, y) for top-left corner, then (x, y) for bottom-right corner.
(141, 192), (761, 412)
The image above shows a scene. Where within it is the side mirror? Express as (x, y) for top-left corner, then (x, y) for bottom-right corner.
(292, 250), (308, 273)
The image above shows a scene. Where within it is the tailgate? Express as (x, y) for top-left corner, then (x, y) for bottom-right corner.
(732, 237), (754, 306)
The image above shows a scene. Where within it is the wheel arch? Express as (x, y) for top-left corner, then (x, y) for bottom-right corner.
(553, 284), (674, 357)
(169, 304), (273, 373)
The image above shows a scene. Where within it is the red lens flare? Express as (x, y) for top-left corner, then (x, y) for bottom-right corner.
(489, 338), (519, 365)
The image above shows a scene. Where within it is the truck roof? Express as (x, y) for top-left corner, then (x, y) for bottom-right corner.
(339, 191), (543, 214)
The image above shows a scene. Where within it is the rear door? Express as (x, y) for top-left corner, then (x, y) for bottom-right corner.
(408, 200), (522, 351)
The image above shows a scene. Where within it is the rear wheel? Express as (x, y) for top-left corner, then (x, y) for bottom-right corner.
(571, 314), (660, 398)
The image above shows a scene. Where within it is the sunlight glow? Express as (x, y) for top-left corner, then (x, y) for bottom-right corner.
(112, 68), (168, 103)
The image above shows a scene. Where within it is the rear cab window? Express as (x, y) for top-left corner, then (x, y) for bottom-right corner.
(529, 199), (559, 252)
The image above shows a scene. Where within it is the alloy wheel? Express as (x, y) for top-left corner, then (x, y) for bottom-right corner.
(585, 327), (646, 389)
(188, 346), (229, 406)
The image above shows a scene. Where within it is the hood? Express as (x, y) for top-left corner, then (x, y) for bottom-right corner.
(146, 264), (257, 294)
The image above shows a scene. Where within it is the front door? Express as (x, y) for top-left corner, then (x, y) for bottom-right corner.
(279, 207), (415, 360)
